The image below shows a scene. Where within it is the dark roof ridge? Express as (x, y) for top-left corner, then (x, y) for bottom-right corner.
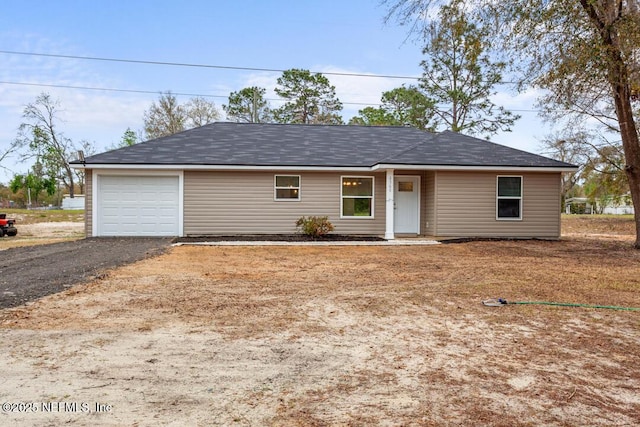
(217, 121), (418, 130)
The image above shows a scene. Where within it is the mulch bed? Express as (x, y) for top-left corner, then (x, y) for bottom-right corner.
(173, 234), (386, 243)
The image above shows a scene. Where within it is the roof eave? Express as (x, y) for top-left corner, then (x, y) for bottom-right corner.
(72, 162), (579, 173)
(70, 163), (375, 172)
(372, 163), (579, 173)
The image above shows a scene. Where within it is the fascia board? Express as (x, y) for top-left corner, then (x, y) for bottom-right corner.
(72, 162), (579, 173)
(72, 163), (374, 172)
(372, 163), (579, 173)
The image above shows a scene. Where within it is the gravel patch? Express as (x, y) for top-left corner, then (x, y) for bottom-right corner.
(0, 237), (172, 309)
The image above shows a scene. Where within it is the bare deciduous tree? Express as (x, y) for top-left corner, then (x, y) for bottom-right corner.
(144, 92), (221, 139)
(185, 96), (221, 127)
(16, 93), (77, 198)
(143, 91), (187, 139)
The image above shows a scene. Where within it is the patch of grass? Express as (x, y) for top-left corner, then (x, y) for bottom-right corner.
(562, 214), (635, 235)
(1, 209), (84, 224)
(566, 213), (634, 220)
(0, 236), (84, 250)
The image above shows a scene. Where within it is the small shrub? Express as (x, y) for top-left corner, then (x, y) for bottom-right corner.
(295, 215), (335, 238)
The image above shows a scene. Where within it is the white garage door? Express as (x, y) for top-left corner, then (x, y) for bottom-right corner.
(98, 175), (180, 236)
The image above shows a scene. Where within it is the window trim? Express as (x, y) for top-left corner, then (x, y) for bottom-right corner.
(340, 175), (375, 219)
(274, 174), (301, 201)
(496, 175), (523, 221)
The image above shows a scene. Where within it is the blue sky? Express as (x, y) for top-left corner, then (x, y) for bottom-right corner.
(0, 0), (550, 183)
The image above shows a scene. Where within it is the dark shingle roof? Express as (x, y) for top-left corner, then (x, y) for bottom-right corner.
(77, 122), (575, 169)
(382, 130), (571, 168)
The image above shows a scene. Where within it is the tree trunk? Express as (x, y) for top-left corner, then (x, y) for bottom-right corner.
(607, 38), (640, 248)
(65, 165), (75, 198)
(614, 88), (640, 248)
(579, 0), (640, 248)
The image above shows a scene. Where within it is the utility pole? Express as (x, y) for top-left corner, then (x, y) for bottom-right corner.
(252, 89), (259, 123)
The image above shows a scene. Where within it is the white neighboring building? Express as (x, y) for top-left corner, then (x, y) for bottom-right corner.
(602, 203), (635, 215)
(61, 194), (85, 210)
(565, 196), (634, 215)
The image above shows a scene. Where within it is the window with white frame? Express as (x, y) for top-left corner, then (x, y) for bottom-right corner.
(341, 176), (374, 218)
(497, 176), (522, 220)
(274, 175), (300, 200)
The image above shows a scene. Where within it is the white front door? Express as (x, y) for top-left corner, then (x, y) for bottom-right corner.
(394, 176), (420, 234)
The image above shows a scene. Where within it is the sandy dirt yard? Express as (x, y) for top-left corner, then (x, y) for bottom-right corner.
(0, 220), (639, 426)
(0, 221), (85, 250)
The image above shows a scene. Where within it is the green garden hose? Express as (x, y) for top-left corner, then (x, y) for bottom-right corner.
(482, 298), (640, 311)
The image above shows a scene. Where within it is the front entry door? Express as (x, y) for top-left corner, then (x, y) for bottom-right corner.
(394, 176), (420, 234)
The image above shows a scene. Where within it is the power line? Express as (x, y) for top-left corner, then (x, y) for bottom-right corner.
(0, 50), (422, 80)
(0, 80), (227, 99)
(0, 80), (378, 107)
(0, 79), (543, 112)
(0, 50), (538, 111)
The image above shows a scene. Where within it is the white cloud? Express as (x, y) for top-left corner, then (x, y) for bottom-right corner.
(490, 86), (544, 110)
(234, 71), (282, 108)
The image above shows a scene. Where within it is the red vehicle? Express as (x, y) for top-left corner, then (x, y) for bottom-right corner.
(0, 214), (17, 237)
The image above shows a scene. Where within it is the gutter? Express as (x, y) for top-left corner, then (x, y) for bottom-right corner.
(70, 162), (579, 173)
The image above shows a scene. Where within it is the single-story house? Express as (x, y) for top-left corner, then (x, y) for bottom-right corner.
(70, 122), (577, 239)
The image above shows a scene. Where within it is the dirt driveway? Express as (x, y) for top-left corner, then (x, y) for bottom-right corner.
(0, 238), (171, 309)
(0, 233), (639, 426)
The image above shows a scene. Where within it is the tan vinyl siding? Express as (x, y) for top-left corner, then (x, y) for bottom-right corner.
(184, 171), (386, 235)
(434, 171), (561, 238)
(423, 171), (436, 235)
(418, 172), (427, 235)
(85, 169), (93, 237)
